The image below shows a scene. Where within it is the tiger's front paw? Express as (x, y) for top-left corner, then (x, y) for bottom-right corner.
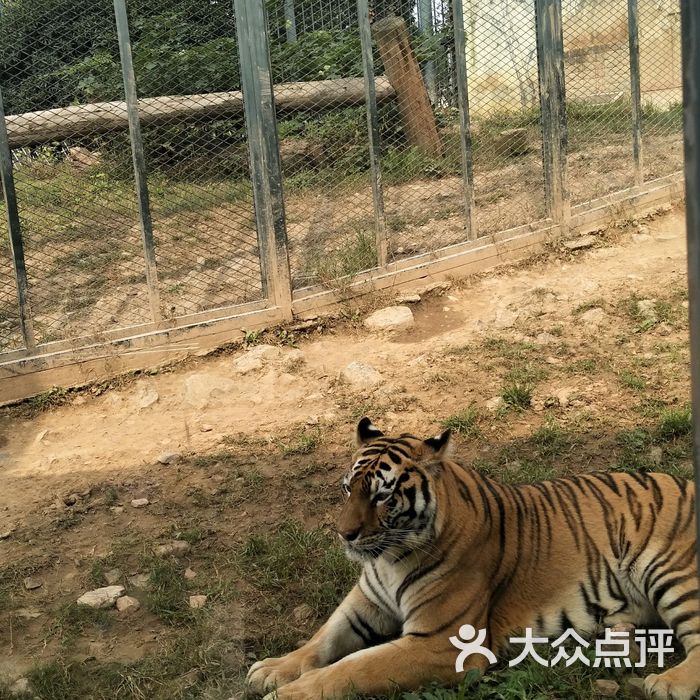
(644, 669), (700, 700)
(247, 648), (320, 696)
(261, 668), (347, 700)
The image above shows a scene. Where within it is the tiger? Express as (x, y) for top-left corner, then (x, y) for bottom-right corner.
(247, 418), (700, 700)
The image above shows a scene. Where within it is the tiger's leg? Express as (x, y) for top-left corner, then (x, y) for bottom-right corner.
(247, 583), (400, 695)
(261, 633), (490, 700)
(644, 567), (700, 700)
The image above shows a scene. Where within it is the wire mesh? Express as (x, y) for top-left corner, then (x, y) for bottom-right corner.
(638, 0), (683, 182)
(0, 0), (152, 345)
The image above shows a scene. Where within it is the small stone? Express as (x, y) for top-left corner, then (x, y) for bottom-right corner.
(77, 585), (125, 609)
(636, 224), (650, 235)
(110, 506), (124, 514)
(493, 308), (518, 330)
(189, 594), (207, 609)
(0, 530), (12, 540)
(116, 595), (140, 614)
(134, 384), (159, 410)
(200, 424), (214, 433)
(128, 573), (150, 589)
(534, 332), (557, 346)
(364, 306), (415, 332)
(486, 396), (504, 412)
(231, 354), (264, 375)
(564, 235), (597, 251)
(184, 568), (197, 580)
(15, 608), (42, 619)
(130, 498), (149, 508)
(594, 679), (619, 697)
(420, 281), (451, 295)
(293, 603), (314, 625)
(648, 445), (663, 467)
(395, 293), (421, 304)
(63, 493), (79, 506)
(103, 568), (122, 586)
(155, 540), (191, 557)
(626, 677), (646, 699)
(10, 678), (30, 695)
(23, 577), (42, 590)
(555, 387), (576, 408)
(339, 362), (384, 389)
(656, 322), (672, 336)
(637, 299), (656, 317)
(580, 307), (607, 327)
(282, 348), (306, 371)
(157, 452), (181, 465)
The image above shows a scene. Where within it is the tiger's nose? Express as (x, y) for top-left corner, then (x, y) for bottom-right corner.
(339, 526), (362, 542)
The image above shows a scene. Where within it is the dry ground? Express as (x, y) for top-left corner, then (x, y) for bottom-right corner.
(0, 206), (696, 699)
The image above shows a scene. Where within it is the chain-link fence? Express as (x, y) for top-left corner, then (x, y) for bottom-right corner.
(0, 0), (684, 365)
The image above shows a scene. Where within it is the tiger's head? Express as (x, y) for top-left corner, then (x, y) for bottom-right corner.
(337, 417), (452, 562)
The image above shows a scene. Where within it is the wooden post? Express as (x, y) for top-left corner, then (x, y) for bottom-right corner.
(373, 16), (442, 156)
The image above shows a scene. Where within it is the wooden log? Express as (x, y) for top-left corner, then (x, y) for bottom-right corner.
(6, 76), (395, 148)
(373, 16), (442, 156)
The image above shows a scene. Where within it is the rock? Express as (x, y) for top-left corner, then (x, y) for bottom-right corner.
(133, 384), (159, 410)
(534, 332), (558, 346)
(486, 396), (505, 412)
(116, 595), (140, 614)
(555, 387), (576, 408)
(157, 452), (181, 465)
(637, 299), (656, 318)
(594, 679), (619, 697)
(189, 594), (207, 609)
(110, 506), (124, 514)
(656, 322), (672, 336)
(184, 568), (197, 580)
(199, 424), (214, 433)
(339, 362), (384, 389)
(0, 530), (12, 540)
(395, 292), (421, 304)
(67, 146), (100, 167)
(155, 540), (191, 557)
(63, 493), (79, 506)
(15, 608), (42, 619)
(282, 348), (306, 371)
(77, 585), (125, 609)
(293, 603), (314, 625)
(494, 127), (530, 157)
(636, 224), (650, 235)
(103, 568), (122, 586)
(564, 235), (597, 251)
(23, 577), (42, 591)
(10, 677), (30, 695)
(493, 308), (518, 330)
(128, 573), (150, 589)
(648, 445), (663, 467)
(183, 373), (237, 410)
(580, 307), (606, 327)
(363, 306), (414, 332)
(231, 354), (263, 375)
(130, 498), (149, 508)
(625, 677), (646, 699)
(420, 281), (451, 295)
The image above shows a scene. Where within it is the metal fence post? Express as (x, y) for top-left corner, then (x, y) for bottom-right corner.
(680, 0), (700, 596)
(234, 0), (293, 317)
(452, 0), (477, 241)
(535, 0), (569, 228)
(113, 0), (162, 323)
(0, 86), (36, 350)
(628, 0), (643, 187)
(358, 0), (388, 267)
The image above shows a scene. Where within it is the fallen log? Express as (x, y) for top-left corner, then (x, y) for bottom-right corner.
(6, 76), (395, 148)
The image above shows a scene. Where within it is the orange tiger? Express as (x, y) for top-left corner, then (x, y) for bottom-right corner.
(247, 418), (699, 699)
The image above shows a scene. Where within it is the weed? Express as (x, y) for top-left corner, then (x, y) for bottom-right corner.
(51, 603), (112, 646)
(142, 555), (195, 625)
(502, 383), (532, 409)
(243, 329), (262, 346)
(618, 369), (647, 392)
(568, 358), (598, 374)
(573, 298), (606, 315)
(441, 407), (481, 438)
(278, 429), (321, 456)
(656, 406), (692, 441)
(528, 421), (575, 459)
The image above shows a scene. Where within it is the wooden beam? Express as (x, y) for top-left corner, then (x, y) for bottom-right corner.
(373, 16), (441, 156)
(6, 77), (396, 148)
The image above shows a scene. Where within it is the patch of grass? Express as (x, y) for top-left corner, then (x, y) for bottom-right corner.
(482, 337), (537, 361)
(441, 406), (480, 438)
(142, 555), (195, 626)
(308, 229), (377, 288)
(613, 428), (654, 471)
(237, 522), (357, 621)
(567, 357), (598, 374)
(655, 406), (692, 441)
(528, 421), (575, 459)
(573, 298), (606, 315)
(278, 429), (321, 456)
(501, 382), (532, 409)
(191, 450), (235, 468)
(51, 602), (112, 646)
(618, 369), (647, 392)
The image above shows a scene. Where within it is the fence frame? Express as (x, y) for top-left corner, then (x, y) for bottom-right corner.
(679, 0), (700, 604)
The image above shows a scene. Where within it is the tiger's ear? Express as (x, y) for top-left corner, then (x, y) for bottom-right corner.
(355, 417), (384, 446)
(423, 428), (453, 459)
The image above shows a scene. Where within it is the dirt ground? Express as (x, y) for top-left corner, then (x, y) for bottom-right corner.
(0, 205), (695, 699)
